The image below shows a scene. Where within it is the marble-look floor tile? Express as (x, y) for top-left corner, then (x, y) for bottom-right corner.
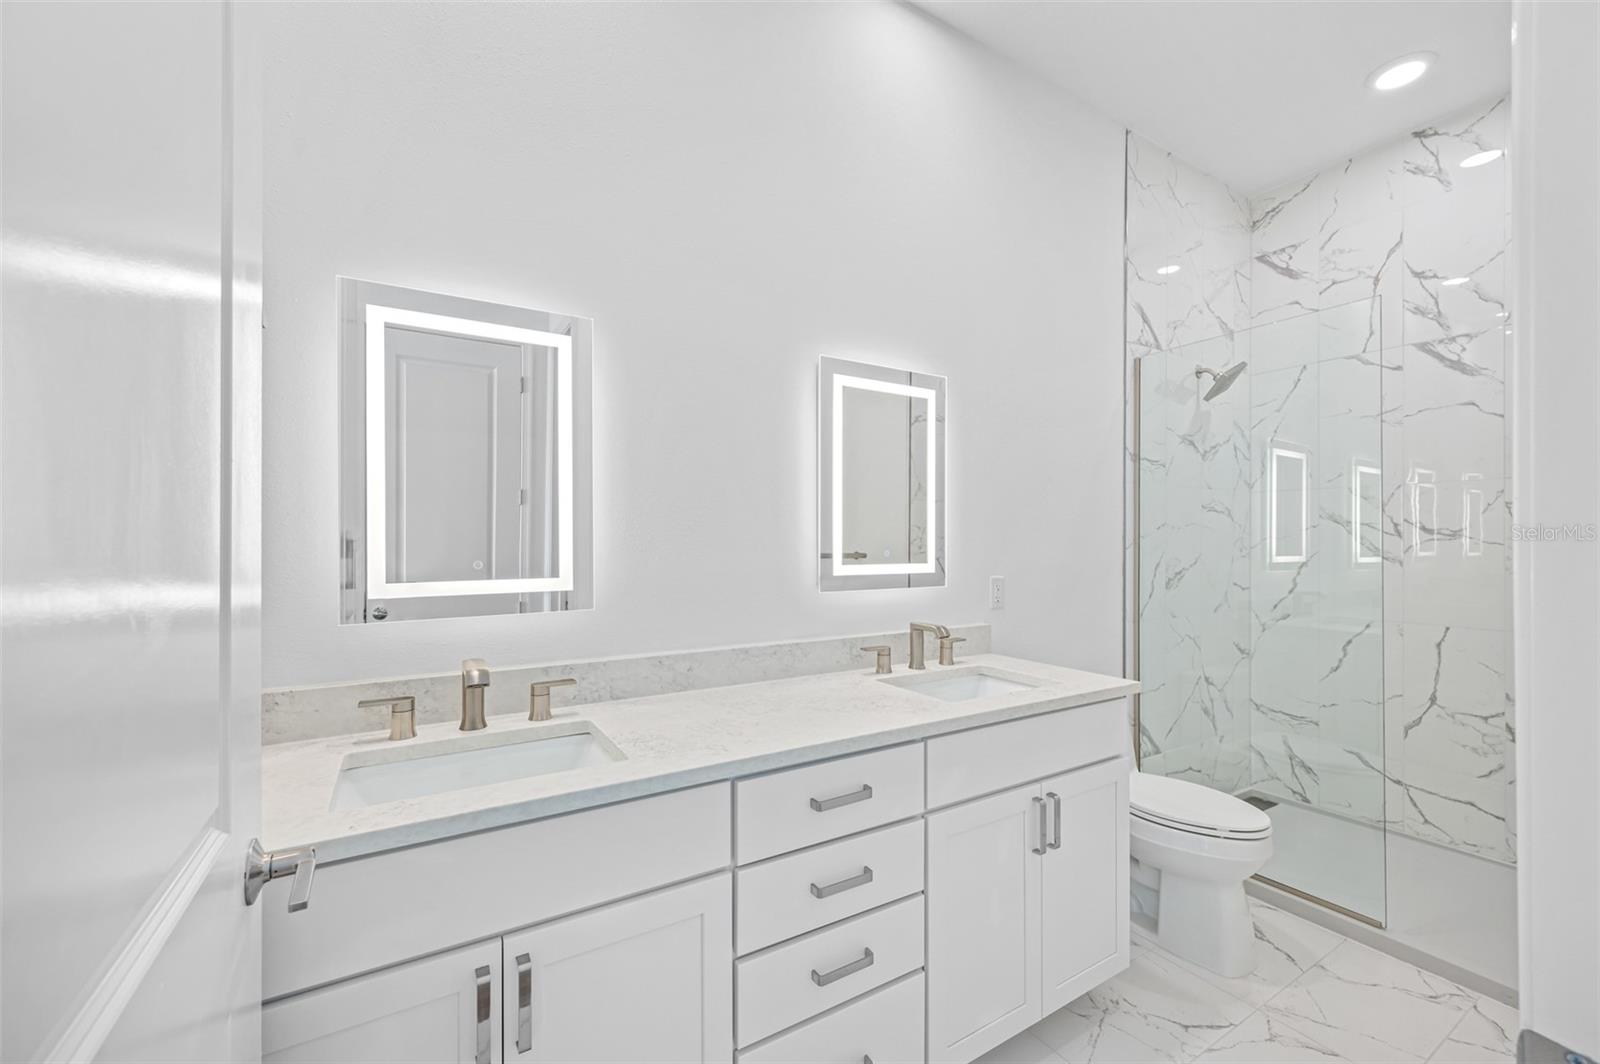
(1261, 940), (1477, 1062)
(1192, 1011), (1356, 1064)
(1030, 945), (1255, 1063)
(1426, 996), (1518, 1064)
(974, 1030), (1068, 1064)
(1157, 898), (1345, 1006)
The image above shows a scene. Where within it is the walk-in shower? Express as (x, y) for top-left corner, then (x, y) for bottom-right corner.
(1125, 105), (1516, 989)
(1134, 297), (1388, 925)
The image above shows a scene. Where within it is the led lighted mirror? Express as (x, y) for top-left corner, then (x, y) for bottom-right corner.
(339, 278), (593, 623)
(817, 356), (946, 592)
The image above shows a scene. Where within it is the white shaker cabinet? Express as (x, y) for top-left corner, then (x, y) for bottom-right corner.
(263, 941), (502, 1064)
(501, 874), (733, 1064)
(927, 758), (1130, 1064)
(925, 783), (1043, 1064)
(1041, 759), (1130, 1012)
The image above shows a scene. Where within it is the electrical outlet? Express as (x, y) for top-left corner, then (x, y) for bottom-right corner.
(989, 575), (1005, 610)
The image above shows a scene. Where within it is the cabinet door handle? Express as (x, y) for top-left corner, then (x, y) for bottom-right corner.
(810, 866), (874, 899)
(474, 965), (492, 1064)
(515, 952), (533, 1054)
(1032, 796), (1047, 855)
(811, 947), (874, 987)
(1047, 792), (1062, 850)
(810, 784), (873, 813)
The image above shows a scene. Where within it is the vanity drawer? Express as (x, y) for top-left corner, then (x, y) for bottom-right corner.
(925, 700), (1128, 808)
(735, 895), (925, 1048)
(736, 744), (924, 863)
(739, 972), (925, 1064)
(737, 819), (924, 954)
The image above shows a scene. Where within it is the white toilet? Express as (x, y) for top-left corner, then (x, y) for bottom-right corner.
(1128, 771), (1274, 978)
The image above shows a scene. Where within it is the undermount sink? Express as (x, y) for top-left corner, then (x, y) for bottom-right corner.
(331, 723), (624, 810)
(881, 666), (1042, 702)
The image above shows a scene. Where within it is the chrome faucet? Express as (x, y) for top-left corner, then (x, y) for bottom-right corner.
(460, 658), (490, 731)
(908, 622), (951, 670)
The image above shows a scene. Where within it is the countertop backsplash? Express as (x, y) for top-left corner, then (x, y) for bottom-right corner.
(263, 624), (992, 744)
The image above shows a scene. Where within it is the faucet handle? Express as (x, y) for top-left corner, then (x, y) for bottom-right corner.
(530, 677), (578, 694)
(938, 635), (966, 667)
(358, 695), (417, 741)
(860, 646), (893, 675)
(528, 677), (578, 721)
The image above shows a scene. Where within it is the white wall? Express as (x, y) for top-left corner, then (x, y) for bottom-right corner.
(1512, 0), (1600, 1050)
(261, 1), (1125, 687)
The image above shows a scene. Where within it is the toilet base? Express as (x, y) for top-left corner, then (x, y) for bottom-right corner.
(1142, 861), (1257, 977)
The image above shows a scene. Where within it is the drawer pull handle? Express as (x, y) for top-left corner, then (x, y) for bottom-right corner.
(1047, 792), (1062, 850)
(811, 947), (874, 987)
(1032, 795), (1047, 855)
(474, 964), (492, 1064)
(515, 952), (533, 1054)
(810, 866), (874, 899)
(810, 784), (873, 813)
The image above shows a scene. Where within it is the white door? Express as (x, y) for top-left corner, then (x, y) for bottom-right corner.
(262, 943), (501, 1064)
(926, 784), (1044, 1064)
(502, 874), (733, 1064)
(0, 1), (264, 1060)
(1040, 760), (1131, 1012)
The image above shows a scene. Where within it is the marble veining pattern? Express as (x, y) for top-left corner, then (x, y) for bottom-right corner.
(977, 898), (1516, 1064)
(1128, 96), (1514, 869)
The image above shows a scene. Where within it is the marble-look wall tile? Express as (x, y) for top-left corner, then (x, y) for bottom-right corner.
(1128, 100), (1513, 866)
(263, 624), (993, 744)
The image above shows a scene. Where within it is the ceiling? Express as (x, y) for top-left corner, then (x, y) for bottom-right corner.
(913, 0), (1512, 192)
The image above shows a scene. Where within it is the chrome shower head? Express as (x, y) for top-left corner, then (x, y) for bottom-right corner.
(1195, 361), (1247, 401)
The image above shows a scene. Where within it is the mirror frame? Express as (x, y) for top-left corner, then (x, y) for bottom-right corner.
(817, 355), (947, 592)
(338, 277), (594, 623)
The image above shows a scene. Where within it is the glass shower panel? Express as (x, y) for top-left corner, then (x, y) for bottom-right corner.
(1136, 296), (1388, 925)
(1136, 332), (1253, 795)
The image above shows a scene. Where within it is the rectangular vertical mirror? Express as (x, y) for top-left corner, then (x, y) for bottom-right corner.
(818, 356), (946, 591)
(339, 278), (593, 622)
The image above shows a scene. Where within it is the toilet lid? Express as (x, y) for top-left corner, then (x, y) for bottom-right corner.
(1129, 772), (1272, 840)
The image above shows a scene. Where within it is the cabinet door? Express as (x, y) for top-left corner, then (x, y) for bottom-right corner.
(263, 941), (500, 1064)
(926, 783), (1043, 1064)
(1041, 758), (1130, 1012)
(502, 873), (733, 1064)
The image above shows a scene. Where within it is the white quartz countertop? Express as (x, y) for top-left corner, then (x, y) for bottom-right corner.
(262, 654), (1137, 862)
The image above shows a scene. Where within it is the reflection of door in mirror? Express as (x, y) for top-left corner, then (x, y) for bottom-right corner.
(338, 278), (593, 624)
(841, 387), (925, 566)
(385, 326), (527, 585)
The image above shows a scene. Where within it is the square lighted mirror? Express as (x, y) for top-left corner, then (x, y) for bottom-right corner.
(338, 278), (593, 623)
(818, 356), (946, 591)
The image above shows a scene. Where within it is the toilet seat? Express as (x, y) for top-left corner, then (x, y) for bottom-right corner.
(1130, 772), (1272, 841)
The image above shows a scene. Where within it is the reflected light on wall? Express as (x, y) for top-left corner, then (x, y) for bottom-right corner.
(1352, 464), (1382, 565)
(1411, 468), (1438, 557)
(1269, 444), (1309, 565)
(1460, 149), (1505, 168)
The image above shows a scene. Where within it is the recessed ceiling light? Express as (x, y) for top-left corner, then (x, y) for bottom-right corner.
(1441, 276), (1471, 287)
(1156, 264), (1182, 276)
(1370, 54), (1433, 92)
(1460, 149), (1505, 168)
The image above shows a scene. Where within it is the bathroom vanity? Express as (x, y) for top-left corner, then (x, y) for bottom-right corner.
(258, 656), (1136, 1064)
